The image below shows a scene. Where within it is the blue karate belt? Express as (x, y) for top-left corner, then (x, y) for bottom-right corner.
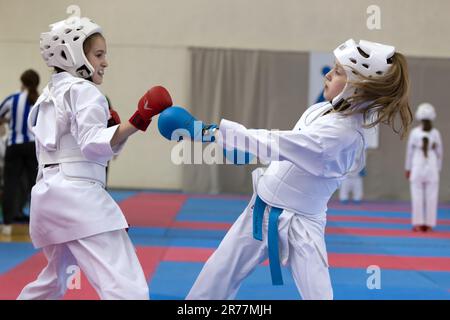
(252, 195), (284, 285)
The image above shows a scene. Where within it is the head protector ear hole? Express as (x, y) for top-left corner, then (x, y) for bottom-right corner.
(350, 58), (357, 64)
(362, 63), (369, 69)
(376, 71), (383, 75)
(386, 57), (393, 64)
(357, 47), (370, 58)
(73, 36), (80, 41)
(61, 51), (67, 60)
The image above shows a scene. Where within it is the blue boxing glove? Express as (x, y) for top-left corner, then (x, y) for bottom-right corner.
(158, 106), (218, 142)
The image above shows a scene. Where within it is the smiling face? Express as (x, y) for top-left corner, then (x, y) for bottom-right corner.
(323, 61), (347, 102)
(83, 33), (108, 85)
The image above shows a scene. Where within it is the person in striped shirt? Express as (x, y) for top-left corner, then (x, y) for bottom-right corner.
(0, 69), (40, 236)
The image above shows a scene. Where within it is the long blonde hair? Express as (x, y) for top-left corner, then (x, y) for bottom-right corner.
(338, 52), (412, 138)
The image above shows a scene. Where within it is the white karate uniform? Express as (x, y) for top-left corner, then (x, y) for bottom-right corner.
(405, 126), (443, 227)
(18, 72), (148, 300)
(187, 102), (366, 300)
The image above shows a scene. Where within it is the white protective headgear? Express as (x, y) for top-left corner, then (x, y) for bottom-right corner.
(415, 103), (436, 121)
(331, 39), (395, 106)
(40, 17), (102, 79)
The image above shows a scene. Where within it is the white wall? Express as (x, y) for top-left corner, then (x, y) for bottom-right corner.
(1, 0), (449, 189)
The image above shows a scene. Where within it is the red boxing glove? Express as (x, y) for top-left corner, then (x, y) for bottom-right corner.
(107, 109), (121, 127)
(129, 86), (173, 131)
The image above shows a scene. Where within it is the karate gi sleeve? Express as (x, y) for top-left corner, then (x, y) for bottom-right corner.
(217, 118), (363, 178)
(69, 82), (127, 163)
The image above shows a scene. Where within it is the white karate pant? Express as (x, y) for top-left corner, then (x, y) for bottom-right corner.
(339, 176), (363, 202)
(410, 179), (439, 227)
(17, 229), (149, 300)
(186, 196), (333, 300)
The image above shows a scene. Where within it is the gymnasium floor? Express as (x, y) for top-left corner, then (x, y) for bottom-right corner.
(1, 190), (450, 300)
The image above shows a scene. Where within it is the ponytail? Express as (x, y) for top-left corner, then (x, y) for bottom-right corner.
(20, 69), (40, 105)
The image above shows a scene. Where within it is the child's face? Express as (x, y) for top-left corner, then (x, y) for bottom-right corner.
(85, 36), (108, 85)
(323, 61), (347, 101)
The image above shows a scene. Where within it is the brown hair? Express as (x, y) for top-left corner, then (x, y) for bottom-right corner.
(422, 137), (429, 158)
(20, 69), (40, 105)
(338, 52), (412, 138)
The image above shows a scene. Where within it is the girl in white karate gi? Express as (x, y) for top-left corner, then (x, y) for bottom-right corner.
(405, 103), (442, 232)
(18, 16), (172, 299)
(159, 39), (412, 300)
